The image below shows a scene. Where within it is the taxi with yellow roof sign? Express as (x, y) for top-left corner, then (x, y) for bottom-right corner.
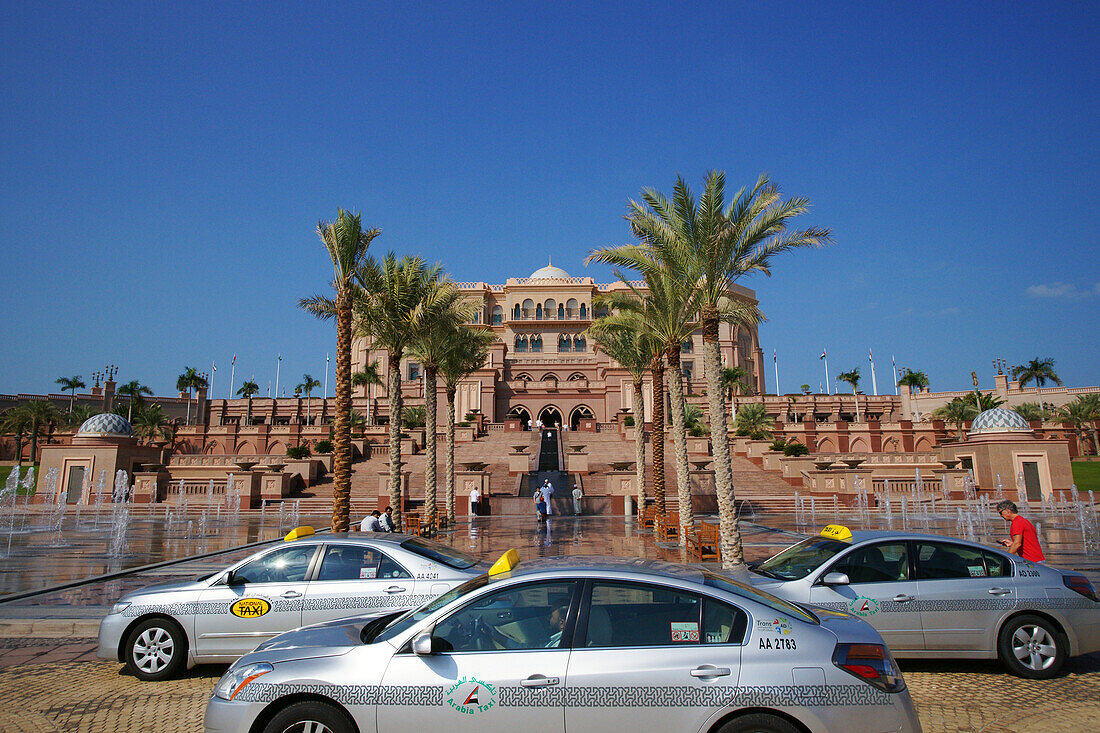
(205, 552), (921, 733)
(97, 529), (486, 681)
(748, 525), (1100, 678)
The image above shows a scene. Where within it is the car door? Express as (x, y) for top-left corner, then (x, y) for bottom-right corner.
(564, 580), (744, 733)
(300, 543), (418, 626)
(808, 541), (924, 650)
(914, 540), (1015, 651)
(193, 543), (319, 658)
(377, 579), (578, 733)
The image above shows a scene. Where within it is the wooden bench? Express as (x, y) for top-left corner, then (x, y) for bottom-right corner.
(640, 506), (656, 530)
(402, 512), (421, 535)
(686, 522), (721, 562)
(656, 511), (680, 543)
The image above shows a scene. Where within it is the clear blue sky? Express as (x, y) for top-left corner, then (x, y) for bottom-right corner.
(1, 1), (1097, 398)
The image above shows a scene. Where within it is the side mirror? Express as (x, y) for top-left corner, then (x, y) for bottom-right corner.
(822, 572), (850, 586)
(226, 571), (244, 586)
(412, 631), (435, 656)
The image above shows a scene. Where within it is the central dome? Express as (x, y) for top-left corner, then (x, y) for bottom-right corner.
(529, 259), (570, 279)
(969, 407), (1032, 436)
(77, 413), (134, 437)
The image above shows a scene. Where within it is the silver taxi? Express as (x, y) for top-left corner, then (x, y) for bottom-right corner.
(205, 553), (921, 733)
(748, 525), (1100, 678)
(97, 529), (484, 680)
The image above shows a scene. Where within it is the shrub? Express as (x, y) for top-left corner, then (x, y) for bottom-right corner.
(286, 445), (311, 459)
(457, 421), (470, 427)
(688, 424), (707, 437)
(464, 412), (478, 422)
(622, 415), (635, 427)
(313, 440), (334, 454)
(402, 406), (426, 428)
(783, 442), (809, 457)
(769, 439), (787, 452)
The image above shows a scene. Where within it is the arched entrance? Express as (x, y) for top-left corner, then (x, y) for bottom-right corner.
(570, 405), (594, 431)
(507, 406), (532, 430)
(538, 406), (563, 429)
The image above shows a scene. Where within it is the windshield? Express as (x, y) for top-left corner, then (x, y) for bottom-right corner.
(374, 574), (489, 644)
(703, 571), (818, 624)
(754, 537), (849, 581)
(400, 538), (480, 569)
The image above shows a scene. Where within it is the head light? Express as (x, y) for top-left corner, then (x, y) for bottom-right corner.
(214, 662), (273, 701)
(111, 601), (131, 614)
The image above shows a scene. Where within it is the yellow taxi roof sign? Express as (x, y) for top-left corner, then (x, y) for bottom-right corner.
(820, 524), (853, 542)
(489, 548), (520, 576)
(284, 526), (315, 541)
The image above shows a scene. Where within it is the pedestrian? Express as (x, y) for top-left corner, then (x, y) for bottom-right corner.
(534, 492), (546, 522)
(380, 506), (396, 532)
(996, 500), (1045, 562)
(572, 483), (582, 515)
(361, 510), (383, 533)
(469, 487), (481, 517)
(540, 480), (554, 516)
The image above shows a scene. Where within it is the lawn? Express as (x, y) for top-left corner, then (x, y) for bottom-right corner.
(0, 464), (38, 494)
(1070, 461), (1100, 493)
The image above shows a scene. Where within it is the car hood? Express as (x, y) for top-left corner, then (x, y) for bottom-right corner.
(245, 610), (394, 664)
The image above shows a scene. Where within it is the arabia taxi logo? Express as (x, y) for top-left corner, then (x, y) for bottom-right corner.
(230, 598), (271, 618)
(446, 676), (497, 715)
(848, 595), (880, 617)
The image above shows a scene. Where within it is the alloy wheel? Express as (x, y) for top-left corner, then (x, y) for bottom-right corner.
(1011, 624), (1057, 671)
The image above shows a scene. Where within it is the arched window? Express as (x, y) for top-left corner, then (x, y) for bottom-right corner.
(579, 303), (587, 319)
(566, 298), (579, 318)
(514, 335), (528, 353)
(574, 335), (586, 352)
(513, 304), (521, 320)
(535, 304), (543, 320)
(522, 299), (535, 319)
(544, 299), (556, 317)
(568, 372), (586, 381)
(558, 334), (571, 352)
(681, 339), (693, 353)
(557, 303), (565, 319)
(515, 373), (533, 382)
(531, 335), (543, 353)
(542, 373), (559, 383)
(491, 305), (503, 325)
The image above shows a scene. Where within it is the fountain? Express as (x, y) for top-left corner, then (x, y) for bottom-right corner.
(1, 466), (19, 557)
(107, 469), (131, 558)
(92, 469), (109, 527)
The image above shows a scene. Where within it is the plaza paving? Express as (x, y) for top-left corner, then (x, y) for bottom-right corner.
(0, 514), (1098, 731)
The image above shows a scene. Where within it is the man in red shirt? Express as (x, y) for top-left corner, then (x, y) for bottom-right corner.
(996, 500), (1045, 562)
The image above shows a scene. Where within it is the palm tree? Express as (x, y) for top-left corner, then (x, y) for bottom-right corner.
(591, 171), (825, 566)
(24, 400), (61, 464)
(67, 403), (96, 429)
(133, 403), (172, 445)
(236, 380), (260, 425)
(116, 380), (152, 422)
(1, 407), (32, 464)
(438, 325), (495, 524)
(410, 290), (477, 528)
(1013, 402), (1048, 422)
(352, 361), (383, 424)
(1061, 395), (1100, 455)
(355, 253), (450, 530)
(961, 390), (1005, 411)
(836, 368), (862, 422)
(591, 262), (698, 533)
(175, 367), (208, 425)
(733, 402), (775, 439)
(299, 209), (381, 533)
(296, 374), (322, 426)
(588, 321), (660, 523)
(1012, 357), (1063, 390)
(897, 369), (929, 396)
(55, 376), (86, 414)
(932, 398), (978, 440)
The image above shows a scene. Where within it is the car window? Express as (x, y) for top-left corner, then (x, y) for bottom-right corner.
(400, 537), (479, 569)
(702, 572), (818, 625)
(375, 575), (489, 644)
(316, 545), (411, 582)
(584, 582), (704, 648)
(232, 545), (317, 584)
(433, 581), (579, 652)
(915, 542), (988, 580)
(755, 538), (849, 580)
(829, 542), (909, 584)
(703, 599), (748, 644)
(984, 551), (1011, 578)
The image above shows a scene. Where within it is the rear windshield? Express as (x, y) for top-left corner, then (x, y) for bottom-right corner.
(703, 571), (818, 625)
(754, 537), (849, 581)
(400, 538), (479, 569)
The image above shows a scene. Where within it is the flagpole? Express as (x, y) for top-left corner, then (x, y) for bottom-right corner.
(210, 360), (216, 401)
(324, 353), (330, 397)
(275, 354), (281, 400)
(892, 356), (898, 396)
(229, 356), (236, 399)
(822, 350), (831, 394)
(773, 350), (780, 396)
(869, 350), (878, 396)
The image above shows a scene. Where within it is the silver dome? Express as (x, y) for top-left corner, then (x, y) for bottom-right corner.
(968, 407), (1031, 435)
(77, 413), (134, 437)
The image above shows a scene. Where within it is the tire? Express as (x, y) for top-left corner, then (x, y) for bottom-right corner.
(718, 712), (801, 733)
(263, 701), (356, 733)
(998, 613), (1066, 679)
(124, 617), (187, 681)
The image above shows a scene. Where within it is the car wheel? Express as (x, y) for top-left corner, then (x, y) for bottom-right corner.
(263, 701), (355, 733)
(998, 614), (1066, 679)
(124, 618), (186, 681)
(718, 712), (800, 733)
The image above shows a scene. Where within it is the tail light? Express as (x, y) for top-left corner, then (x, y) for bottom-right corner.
(1063, 574), (1100, 602)
(833, 643), (906, 693)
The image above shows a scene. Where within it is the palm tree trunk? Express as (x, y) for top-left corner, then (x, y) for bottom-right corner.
(387, 350), (404, 530)
(186, 390), (192, 426)
(332, 292), (353, 533)
(423, 365), (439, 527)
(632, 377), (646, 521)
(29, 421), (39, 466)
(246, 396), (253, 426)
(69, 390), (75, 415)
(445, 385), (457, 524)
(665, 345), (694, 534)
(651, 357), (666, 514)
(701, 309), (743, 566)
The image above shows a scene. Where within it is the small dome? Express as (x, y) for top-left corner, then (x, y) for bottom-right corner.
(968, 407), (1031, 435)
(529, 259), (570, 279)
(77, 413), (134, 437)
